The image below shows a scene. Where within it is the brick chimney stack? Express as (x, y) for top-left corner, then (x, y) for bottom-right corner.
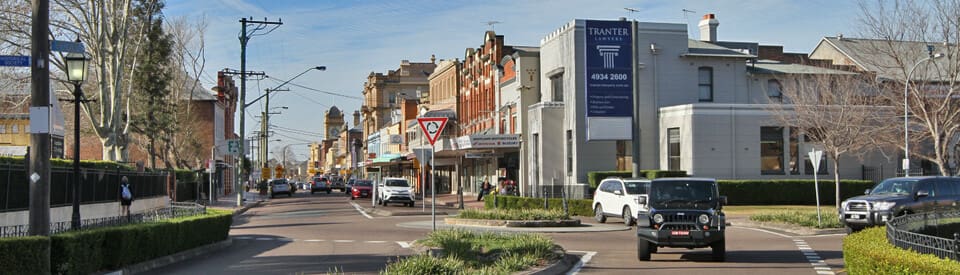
(353, 110), (360, 127)
(698, 13), (719, 43)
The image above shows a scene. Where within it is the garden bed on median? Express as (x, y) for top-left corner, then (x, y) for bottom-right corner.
(744, 206), (842, 229)
(445, 208), (581, 227)
(383, 229), (563, 274)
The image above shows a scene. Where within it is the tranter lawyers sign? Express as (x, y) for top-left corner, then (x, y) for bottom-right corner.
(584, 20), (633, 140)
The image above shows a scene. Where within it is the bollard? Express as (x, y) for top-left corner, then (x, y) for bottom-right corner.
(543, 187), (549, 209)
(493, 194), (498, 209)
(954, 232), (959, 260)
(562, 188), (569, 217)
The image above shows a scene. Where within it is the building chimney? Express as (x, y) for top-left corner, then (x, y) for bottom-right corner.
(698, 13), (719, 43)
(353, 110), (360, 127)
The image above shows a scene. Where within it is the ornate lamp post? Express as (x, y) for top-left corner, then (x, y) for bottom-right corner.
(65, 51), (89, 229)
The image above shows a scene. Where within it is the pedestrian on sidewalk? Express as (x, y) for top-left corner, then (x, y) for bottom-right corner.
(119, 176), (133, 219)
(477, 181), (490, 201)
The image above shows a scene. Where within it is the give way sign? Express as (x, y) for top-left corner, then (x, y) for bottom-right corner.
(417, 117), (448, 146)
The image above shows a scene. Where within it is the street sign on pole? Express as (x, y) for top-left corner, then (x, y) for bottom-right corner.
(227, 139), (241, 155)
(0, 55), (30, 67)
(809, 149), (824, 228)
(50, 40), (85, 53)
(417, 117), (449, 146)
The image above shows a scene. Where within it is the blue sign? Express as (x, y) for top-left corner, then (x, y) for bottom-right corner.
(0, 55), (30, 67)
(51, 40), (85, 53)
(584, 20), (633, 117)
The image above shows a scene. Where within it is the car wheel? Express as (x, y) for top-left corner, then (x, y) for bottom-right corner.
(623, 206), (635, 226)
(595, 205), (607, 223)
(271, 194), (275, 199)
(845, 225), (863, 234)
(311, 190), (315, 194)
(409, 202), (415, 207)
(711, 240), (726, 262)
(350, 196), (355, 200)
(288, 193), (292, 197)
(637, 239), (651, 261)
(326, 190), (331, 194)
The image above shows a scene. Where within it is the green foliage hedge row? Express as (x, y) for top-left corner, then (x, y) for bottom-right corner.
(719, 180), (874, 205)
(586, 170), (687, 189)
(0, 236), (50, 275)
(844, 226), (960, 274)
(484, 195), (594, 217)
(0, 209), (232, 274)
(456, 208), (570, 220)
(0, 156), (136, 171)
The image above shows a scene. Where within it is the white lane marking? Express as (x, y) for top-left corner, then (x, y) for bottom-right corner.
(255, 237), (273, 241)
(794, 239), (834, 275)
(566, 250), (597, 275)
(736, 226), (793, 238)
(305, 239), (325, 242)
(350, 202), (374, 219)
(334, 240), (355, 243)
(397, 241), (412, 248)
(366, 241), (387, 244)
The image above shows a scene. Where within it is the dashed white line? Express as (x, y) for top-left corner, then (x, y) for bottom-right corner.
(794, 239), (834, 275)
(397, 241), (412, 248)
(366, 240), (387, 244)
(350, 202), (374, 219)
(334, 240), (355, 243)
(305, 239), (324, 242)
(566, 250), (597, 275)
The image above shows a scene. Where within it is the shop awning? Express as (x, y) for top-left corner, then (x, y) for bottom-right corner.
(367, 153), (404, 166)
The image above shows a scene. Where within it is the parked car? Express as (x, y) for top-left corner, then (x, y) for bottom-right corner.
(311, 177), (331, 194)
(635, 178), (727, 262)
(330, 176), (347, 192)
(593, 177), (649, 226)
(351, 179), (373, 200)
(270, 178), (292, 198)
(377, 177), (415, 207)
(346, 178), (356, 193)
(839, 176), (960, 233)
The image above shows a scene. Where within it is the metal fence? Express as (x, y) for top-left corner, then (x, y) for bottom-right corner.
(886, 210), (960, 261)
(0, 202), (206, 238)
(0, 163), (169, 212)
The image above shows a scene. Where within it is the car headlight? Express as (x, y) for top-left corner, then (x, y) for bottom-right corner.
(872, 201), (896, 211)
(652, 214), (664, 224)
(698, 214), (710, 224)
(841, 201), (848, 210)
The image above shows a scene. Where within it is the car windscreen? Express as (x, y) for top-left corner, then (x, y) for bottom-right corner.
(870, 179), (917, 195)
(624, 181), (647, 195)
(272, 179), (287, 185)
(650, 180), (716, 207)
(385, 180), (409, 187)
(355, 180), (373, 186)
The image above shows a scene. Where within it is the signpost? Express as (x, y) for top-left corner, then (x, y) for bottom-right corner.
(418, 117), (448, 231)
(51, 40), (85, 53)
(227, 139), (241, 155)
(0, 55), (30, 67)
(809, 149), (824, 228)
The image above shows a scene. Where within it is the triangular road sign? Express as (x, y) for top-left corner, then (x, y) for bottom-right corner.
(417, 117), (448, 146)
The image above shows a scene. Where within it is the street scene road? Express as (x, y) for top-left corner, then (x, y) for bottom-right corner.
(145, 193), (844, 275)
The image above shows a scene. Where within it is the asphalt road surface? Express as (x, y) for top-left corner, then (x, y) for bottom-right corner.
(145, 191), (845, 275)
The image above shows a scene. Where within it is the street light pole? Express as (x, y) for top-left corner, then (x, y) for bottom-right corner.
(903, 50), (943, 176)
(65, 51), (89, 230)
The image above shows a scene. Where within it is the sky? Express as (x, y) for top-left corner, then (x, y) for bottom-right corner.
(164, 0), (862, 159)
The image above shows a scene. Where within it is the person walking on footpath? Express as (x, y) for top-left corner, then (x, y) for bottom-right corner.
(477, 181), (490, 201)
(120, 176), (134, 219)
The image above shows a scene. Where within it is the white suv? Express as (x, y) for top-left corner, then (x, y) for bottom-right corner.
(377, 177), (415, 207)
(593, 178), (649, 226)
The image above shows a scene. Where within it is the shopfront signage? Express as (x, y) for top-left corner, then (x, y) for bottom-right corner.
(584, 19), (633, 140)
(456, 134), (520, 149)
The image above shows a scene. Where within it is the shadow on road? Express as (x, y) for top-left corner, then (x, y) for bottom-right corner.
(648, 249), (810, 264)
(231, 222), (341, 230)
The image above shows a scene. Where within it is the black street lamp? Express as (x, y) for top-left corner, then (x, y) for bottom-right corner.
(64, 51), (89, 230)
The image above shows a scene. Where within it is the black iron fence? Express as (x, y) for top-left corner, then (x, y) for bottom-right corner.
(0, 163), (168, 212)
(886, 210), (960, 261)
(0, 202), (205, 238)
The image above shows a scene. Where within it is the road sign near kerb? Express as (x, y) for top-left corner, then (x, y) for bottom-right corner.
(418, 117), (448, 146)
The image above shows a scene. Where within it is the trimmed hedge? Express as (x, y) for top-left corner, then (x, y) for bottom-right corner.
(0, 156), (135, 171)
(0, 236), (50, 275)
(719, 180), (874, 205)
(484, 195), (593, 217)
(586, 170), (687, 190)
(844, 226), (960, 274)
(49, 208), (232, 274)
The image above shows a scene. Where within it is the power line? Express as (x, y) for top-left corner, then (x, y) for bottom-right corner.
(265, 77), (362, 100)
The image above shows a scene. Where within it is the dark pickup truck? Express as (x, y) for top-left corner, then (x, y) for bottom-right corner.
(840, 176), (960, 233)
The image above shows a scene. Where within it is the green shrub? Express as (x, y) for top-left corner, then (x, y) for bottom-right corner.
(456, 208), (569, 220)
(48, 209), (232, 274)
(392, 229), (557, 274)
(844, 226), (960, 274)
(719, 180), (874, 205)
(586, 170), (687, 190)
(484, 195), (593, 217)
(0, 236), (49, 275)
(749, 210), (841, 228)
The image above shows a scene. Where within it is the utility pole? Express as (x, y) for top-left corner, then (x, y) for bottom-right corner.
(30, 0), (51, 239)
(238, 17), (281, 207)
(262, 88), (288, 176)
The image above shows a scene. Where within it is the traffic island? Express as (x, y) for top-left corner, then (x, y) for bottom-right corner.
(444, 217), (581, 227)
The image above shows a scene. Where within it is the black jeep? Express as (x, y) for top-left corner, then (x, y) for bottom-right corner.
(635, 178), (727, 262)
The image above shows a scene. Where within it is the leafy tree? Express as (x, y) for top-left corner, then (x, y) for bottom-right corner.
(129, 0), (174, 170)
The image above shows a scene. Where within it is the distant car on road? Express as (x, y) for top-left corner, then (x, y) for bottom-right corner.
(270, 179), (292, 198)
(377, 177), (415, 207)
(330, 176), (347, 192)
(351, 179), (373, 200)
(839, 176), (960, 233)
(311, 177), (331, 194)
